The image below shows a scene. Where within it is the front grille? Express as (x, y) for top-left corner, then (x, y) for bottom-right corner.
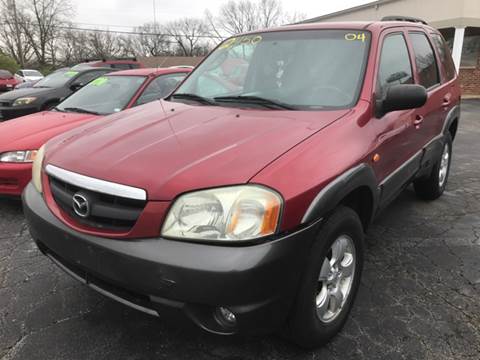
(0, 101), (11, 106)
(49, 176), (146, 232)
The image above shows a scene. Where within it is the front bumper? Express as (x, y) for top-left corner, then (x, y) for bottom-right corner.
(23, 183), (320, 335)
(0, 163), (32, 196)
(0, 105), (39, 120)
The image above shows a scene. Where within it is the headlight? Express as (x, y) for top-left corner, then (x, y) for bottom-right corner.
(0, 150), (38, 163)
(12, 97), (37, 106)
(161, 185), (283, 242)
(32, 145), (45, 193)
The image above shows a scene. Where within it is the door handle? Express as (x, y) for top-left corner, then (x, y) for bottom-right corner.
(414, 115), (424, 128)
(443, 95), (452, 107)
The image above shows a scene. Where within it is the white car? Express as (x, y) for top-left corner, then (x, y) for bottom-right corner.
(15, 69), (44, 82)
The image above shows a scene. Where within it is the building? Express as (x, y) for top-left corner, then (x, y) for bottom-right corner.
(303, 0), (480, 95)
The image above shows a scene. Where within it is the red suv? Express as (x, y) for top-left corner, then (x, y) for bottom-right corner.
(23, 18), (460, 348)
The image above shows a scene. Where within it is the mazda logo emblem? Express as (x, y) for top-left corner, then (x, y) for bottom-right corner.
(72, 193), (90, 218)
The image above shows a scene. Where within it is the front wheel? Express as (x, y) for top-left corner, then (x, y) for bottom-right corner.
(414, 134), (452, 200)
(285, 206), (364, 349)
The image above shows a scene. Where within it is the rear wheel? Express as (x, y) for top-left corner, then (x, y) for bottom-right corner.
(285, 206), (364, 349)
(414, 134), (452, 200)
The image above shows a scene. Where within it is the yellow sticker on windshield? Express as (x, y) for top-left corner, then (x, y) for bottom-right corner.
(251, 35), (262, 45)
(64, 71), (79, 77)
(91, 77), (108, 86)
(219, 37), (237, 49)
(345, 33), (367, 42)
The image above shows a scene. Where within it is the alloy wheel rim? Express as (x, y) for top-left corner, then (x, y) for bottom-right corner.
(438, 143), (450, 188)
(316, 235), (356, 323)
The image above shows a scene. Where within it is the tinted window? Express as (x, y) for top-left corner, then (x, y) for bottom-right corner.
(72, 70), (109, 86)
(135, 73), (188, 106)
(112, 64), (132, 70)
(377, 33), (413, 98)
(410, 32), (440, 88)
(0, 70), (13, 79)
(176, 30), (371, 109)
(430, 33), (456, 81)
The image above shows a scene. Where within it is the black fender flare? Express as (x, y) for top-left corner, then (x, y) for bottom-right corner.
(443, 105), (460, 136)
(301, 163), (379, 225)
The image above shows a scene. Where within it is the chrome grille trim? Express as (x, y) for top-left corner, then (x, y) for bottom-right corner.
(45, 164), (147, 201)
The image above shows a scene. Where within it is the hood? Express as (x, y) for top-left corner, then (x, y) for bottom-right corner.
(47, 100), (350, 200)
(0, 87), (55, 101)
(0, 111), (99, 152)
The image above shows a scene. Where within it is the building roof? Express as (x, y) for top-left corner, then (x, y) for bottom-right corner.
(138, 56), (204, 68)
(302, 0), (400, 23)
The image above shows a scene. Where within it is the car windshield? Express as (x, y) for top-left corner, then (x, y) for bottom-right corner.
(23, 70), (42, 76)
(34, 70), (79, 88)
(174, 30), (371, 110)
(0, 70), (13, 79)
(56, 75), (147, 115)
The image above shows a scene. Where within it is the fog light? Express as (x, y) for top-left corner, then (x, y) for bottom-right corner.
(215, 307), (237, 326)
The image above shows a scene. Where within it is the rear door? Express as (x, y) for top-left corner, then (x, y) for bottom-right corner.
(406, 30), (445, 147)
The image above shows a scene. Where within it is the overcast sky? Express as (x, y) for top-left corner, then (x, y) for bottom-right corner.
(73, 0), (374, 29)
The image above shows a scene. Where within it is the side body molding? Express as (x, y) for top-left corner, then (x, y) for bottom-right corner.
(301, 163), (379, 224)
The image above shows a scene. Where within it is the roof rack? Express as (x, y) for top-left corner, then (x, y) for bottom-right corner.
(381, 16), (428, 25)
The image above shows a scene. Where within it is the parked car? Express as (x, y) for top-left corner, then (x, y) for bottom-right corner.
(0, 67), (113, 120)
(72, 57), (144, 70)
(0, 70), (21, 91)
(23, 18), (460, 348)
(16, 69), (44, 82)
(0, 67), (190, 196)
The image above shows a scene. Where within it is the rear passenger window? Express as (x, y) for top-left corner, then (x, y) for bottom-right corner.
(410, 32), (440, 88)
(430, 33), (456, 81)
(377, 33), (414, 98)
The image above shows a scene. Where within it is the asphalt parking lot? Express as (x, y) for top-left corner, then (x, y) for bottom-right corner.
(1, 101), (479, 360)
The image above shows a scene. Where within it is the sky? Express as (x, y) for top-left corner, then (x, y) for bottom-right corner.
(73, 0), (374, 30)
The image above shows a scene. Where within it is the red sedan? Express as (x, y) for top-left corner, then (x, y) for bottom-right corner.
(0, 67), (191, 196)
(0, 70), (21, 91)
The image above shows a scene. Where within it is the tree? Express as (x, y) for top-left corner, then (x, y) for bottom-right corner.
(20, 0), (73, 66)
(164, 18), (210, 56)
(133, 22), (172, 57)
(0, 52), (20, 73)
(0, 0), (33, 66)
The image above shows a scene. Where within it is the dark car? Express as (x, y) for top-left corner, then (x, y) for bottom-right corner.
(24, 18), (460, 348)
(0, 67), (113, 121)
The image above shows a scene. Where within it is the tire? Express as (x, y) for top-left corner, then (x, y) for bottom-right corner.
(414, 133), (452, 201)
(285, 206), (364, 349)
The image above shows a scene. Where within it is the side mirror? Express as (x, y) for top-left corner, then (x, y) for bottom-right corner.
(70, 82), (83, 92)
(376, 84), (427, 117)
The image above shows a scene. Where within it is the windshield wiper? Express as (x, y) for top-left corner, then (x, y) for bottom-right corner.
(214, 95), (298, 110)
(171, 93), (217, 106)
(62, 107), (101, 115)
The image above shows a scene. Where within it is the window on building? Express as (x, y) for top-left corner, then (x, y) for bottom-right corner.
(377, 33), (414, 99)
(410, 32), (440, 89)
(430, 33), (456, 81)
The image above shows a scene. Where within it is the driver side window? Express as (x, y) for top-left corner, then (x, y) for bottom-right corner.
(377, 33), (414, 99)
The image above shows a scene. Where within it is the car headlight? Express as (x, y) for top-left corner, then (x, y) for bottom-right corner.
(12, 97), (37, 106)
(0, 150), (38, 163)
(161, 185), (283, 242)
(32, 145), (45, 193)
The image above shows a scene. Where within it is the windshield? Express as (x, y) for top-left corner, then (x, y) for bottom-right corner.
(0, 70), (13, 79)
(174, 30), (371, 110)
(23, 70), (42, 76)
(57, 75), (146, 115)
(34, 70), (78, 88)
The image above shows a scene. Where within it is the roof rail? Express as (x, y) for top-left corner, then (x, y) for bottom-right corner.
(381, 16), (428, 25)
